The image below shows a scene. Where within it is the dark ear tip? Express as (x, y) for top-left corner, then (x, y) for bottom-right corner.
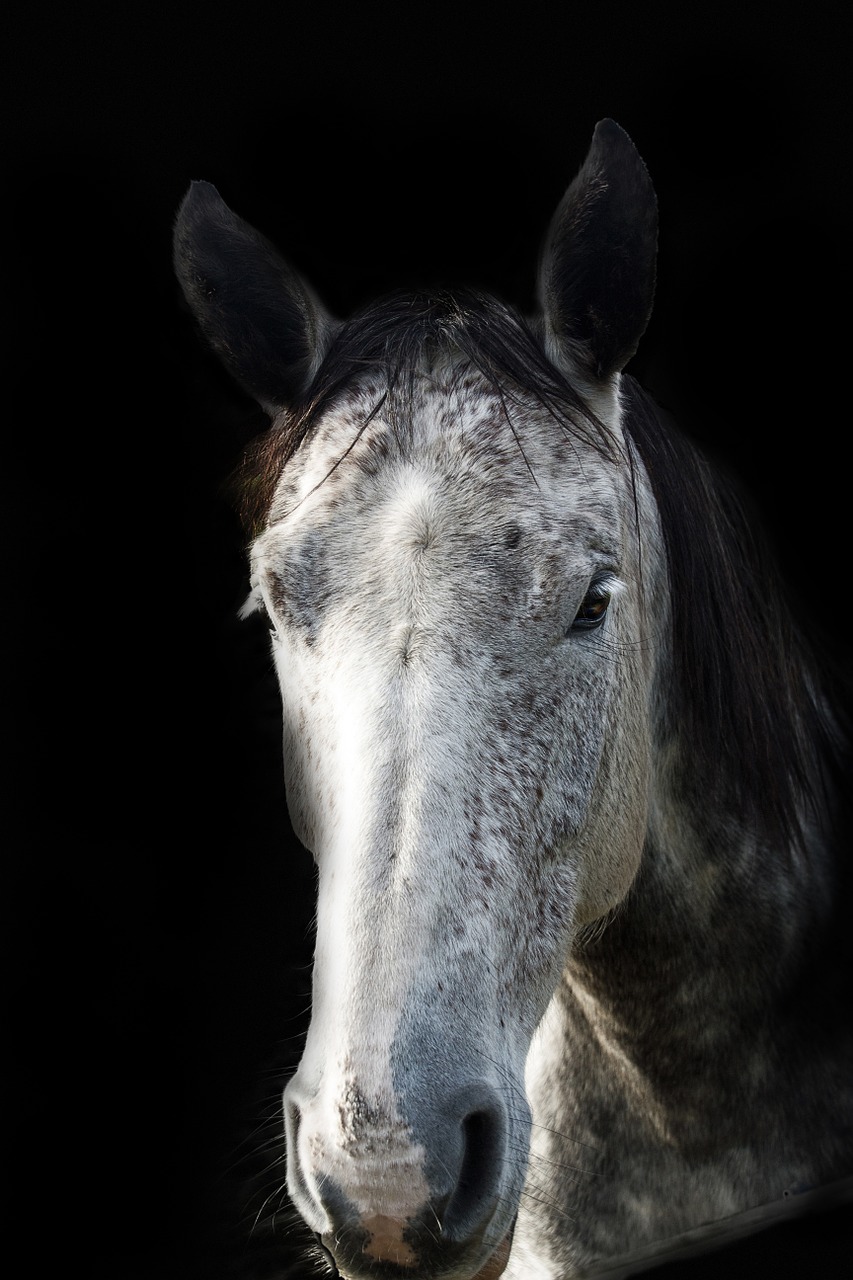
(592, 118), (642, 159)
(188, 178), (222, 200)
(174, 182), (235, 269)
(177, 179), (225, 223)
(590, 119), (656, 215)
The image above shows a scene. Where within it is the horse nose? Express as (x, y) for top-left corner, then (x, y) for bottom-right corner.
(285, 1078), (510, 1273)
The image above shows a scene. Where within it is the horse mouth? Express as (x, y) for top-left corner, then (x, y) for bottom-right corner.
(329, 1216), (516, 1280)
(470, 1224), (514, 1279)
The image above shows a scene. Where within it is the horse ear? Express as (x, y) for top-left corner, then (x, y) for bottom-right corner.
(173, 181), (335, 415)
(538, 119), (658, 383)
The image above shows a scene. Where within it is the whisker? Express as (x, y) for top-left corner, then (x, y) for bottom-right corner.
(247, 1182), (290, 1236)
(518, 1181), (580, 1226)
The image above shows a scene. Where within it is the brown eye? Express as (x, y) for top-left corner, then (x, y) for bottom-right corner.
(570, 582), (612, 632)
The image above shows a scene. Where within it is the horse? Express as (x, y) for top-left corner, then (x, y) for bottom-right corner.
(173, 120), (852, 1279)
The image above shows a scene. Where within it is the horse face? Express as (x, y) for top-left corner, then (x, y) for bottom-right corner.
(247, 367), (656, 1278)
(175, 116), (659, 1280)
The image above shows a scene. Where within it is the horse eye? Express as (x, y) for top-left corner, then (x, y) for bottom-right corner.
(570, 582), (612, 632)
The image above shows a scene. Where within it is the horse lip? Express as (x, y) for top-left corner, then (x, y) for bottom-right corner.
(322, 1214), (517, 1280)
(360, 1214), (419, 1267)
(470, 1216), (516, 1280)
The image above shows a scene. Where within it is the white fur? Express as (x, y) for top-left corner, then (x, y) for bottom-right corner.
(246, 362), (665, 1273)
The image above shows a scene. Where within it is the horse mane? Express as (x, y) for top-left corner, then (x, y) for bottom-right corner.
(236, 287), (845, 853)
(621, 376), (845, 851)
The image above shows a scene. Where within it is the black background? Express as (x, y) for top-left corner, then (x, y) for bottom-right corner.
(5, 3), (851, 1277)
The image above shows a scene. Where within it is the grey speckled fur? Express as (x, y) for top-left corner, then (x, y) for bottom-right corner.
(174, 120), (852, 1279)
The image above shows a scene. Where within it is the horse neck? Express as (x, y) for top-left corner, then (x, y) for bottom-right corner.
(567, 742), (841, 1036)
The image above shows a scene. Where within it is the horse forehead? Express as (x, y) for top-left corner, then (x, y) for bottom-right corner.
(268, 371), (624, 532)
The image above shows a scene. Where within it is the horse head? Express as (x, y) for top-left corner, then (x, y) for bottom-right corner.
(175, 120), (662, 1279)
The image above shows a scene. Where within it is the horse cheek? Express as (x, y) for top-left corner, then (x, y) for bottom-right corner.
(573, 695), (651, 924)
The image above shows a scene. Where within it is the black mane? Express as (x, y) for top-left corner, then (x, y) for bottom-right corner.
(238, 287), (844, 853)
(621, 376), (844, 853)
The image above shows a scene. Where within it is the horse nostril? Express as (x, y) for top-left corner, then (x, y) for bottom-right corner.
(442, 1106), (506, 1240)
(285, 1093), (328, 1233)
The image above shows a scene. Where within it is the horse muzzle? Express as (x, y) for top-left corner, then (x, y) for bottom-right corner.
(286, 1075), (521, 1279)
